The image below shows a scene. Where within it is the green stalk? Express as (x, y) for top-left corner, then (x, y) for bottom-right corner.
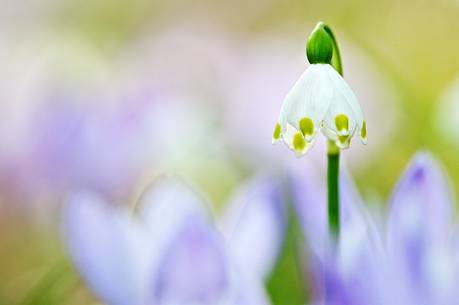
(323, 24), (343, 241)
(327, 141), (340, 240)
(323, 24), (343, 76)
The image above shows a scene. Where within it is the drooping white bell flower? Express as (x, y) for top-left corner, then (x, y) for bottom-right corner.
(272, 22), (367, 157)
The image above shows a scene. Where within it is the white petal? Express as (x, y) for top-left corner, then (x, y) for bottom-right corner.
(323, 99), (358, 136)
(322, 124), (338, 142)
(279, 123), (316, 157)
(281, 123), (298, 150)
(324, 64), (364, 128)
(279, 65), (333, 131)
(313, 65), (365, 147)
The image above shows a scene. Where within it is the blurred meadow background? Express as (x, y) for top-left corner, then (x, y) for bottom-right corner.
(0, 0), (459, 304)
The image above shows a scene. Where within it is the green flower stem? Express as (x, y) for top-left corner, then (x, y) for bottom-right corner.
(322, 24), (343, 76)
(322, 23), (343, 241)
(327, 141), (340, 240)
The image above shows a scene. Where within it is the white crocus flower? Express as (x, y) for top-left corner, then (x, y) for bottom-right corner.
(272, 23), (367, 157)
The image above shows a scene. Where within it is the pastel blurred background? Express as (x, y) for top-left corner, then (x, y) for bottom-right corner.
(0, 0), (458, 304)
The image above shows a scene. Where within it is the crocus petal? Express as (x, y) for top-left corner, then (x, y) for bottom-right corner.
(291, 166), (386, 304)
(320, 265), (362, 305)
(289, 165), (379, 259)
(337, 174), (388, 305)
(153, 214), (271, 305)
(387, 152), (454, 302)
(139, 178), (211, 250)
(423, 242), (459, 305)
(154, 216), (229, 304)
(224, 264), (272, 305)
(220, 175), (286, 279)
(388, 152), (453, 243)
(339, 172), (383, 270)
(289, 164), (327, 257)
(138, 178), (217, 299)
(310, 255), (392, 305)
(63, 192), (148, 305)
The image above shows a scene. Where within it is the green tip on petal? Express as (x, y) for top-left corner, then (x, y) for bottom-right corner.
(335, 114), (349, 134)
(306, 22), (333, 64)
(293, 132), (306, 152)
(360, 121), (367, 144)
(337, 135), (350, 148)
(299, 117), (314, 138)
(272, 123), (281, 143)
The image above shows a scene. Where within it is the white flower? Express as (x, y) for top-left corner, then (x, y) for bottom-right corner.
(272, 63), (367, 157)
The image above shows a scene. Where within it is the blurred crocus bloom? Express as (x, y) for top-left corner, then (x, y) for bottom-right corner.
(292, 152), (459, 305)
(64, 176), (285, 305)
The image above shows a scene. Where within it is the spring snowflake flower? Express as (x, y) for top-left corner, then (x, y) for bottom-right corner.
(272, 22), (367, 157)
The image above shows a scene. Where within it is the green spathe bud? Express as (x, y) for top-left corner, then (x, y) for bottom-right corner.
(306, 22), (333, 65)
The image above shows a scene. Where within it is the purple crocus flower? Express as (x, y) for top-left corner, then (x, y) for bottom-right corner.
(63, 175), (285, 305)
(291, 152), (459, 305)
